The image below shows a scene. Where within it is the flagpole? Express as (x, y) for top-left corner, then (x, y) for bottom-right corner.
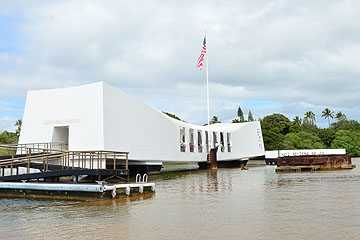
(205, 30), (211, 149)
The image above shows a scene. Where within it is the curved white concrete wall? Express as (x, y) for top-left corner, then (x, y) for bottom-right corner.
(19, 82), (265, 163)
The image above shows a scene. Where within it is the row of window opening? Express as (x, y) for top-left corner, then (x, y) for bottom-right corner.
(179, 127), (232, 153)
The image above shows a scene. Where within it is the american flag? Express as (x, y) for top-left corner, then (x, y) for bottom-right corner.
(197, 36), (206, 70)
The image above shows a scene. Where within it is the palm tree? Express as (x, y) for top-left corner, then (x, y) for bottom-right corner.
(293, 116), (302, 127)
(335, 111), (347, 122)
(304, 111), (316, 127)
(14, 119), (22, 137)
(321, 108), (334, 127)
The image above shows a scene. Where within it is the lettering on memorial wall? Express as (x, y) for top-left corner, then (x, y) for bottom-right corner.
(257, 128), (264, 150)
(43, 118), (82, 125)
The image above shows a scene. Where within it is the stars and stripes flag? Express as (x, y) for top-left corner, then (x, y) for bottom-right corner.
(197, 36), (206, 70)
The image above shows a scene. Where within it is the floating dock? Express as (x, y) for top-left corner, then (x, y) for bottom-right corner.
(276, 154), (356, 173)
(0, 181), (155, 200)
(0, 143), (156, 200)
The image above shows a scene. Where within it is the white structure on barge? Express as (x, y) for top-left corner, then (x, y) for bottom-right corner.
(266, 149), (346, 159)
(19, 82), (265, 172)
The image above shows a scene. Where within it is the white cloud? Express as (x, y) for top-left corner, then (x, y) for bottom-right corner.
(0, 116), (17, 132)
(0, 0), (360, 130)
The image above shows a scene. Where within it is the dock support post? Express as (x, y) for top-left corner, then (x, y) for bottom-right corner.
(46, 155), (49, 171)
(113, 153), (116, 170)
(72, 152), (74, 169)
(126, 153), (129, 182)
(126, 153), (128, 170)
(27, 157), (30, 174)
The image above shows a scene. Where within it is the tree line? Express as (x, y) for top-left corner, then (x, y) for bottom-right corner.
(0, 120), (21, 155)
(207, 106), (359, 156)
(209, 106), (255, 124)
(260, 109), (360, 156)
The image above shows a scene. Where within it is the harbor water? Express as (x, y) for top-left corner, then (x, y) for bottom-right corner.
(0, 158), (360, 240)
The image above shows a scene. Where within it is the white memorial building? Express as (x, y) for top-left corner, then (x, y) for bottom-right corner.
(19, 82), (265, 172)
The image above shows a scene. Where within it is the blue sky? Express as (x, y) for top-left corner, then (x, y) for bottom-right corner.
(1, 0), (360, 131)
(0, 14), (23, 52)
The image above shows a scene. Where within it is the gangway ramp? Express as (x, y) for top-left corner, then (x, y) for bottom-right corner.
(0, 142), (129, 182)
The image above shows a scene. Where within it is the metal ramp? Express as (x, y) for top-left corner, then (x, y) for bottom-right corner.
(0, 142), (129, 182)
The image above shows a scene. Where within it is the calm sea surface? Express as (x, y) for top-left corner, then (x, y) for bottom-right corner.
(1, 158), (360, 240)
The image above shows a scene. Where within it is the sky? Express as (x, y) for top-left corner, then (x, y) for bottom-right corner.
(1, 0), (360, 131)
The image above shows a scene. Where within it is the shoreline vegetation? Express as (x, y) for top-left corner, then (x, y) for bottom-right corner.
(1, 108), (360, 156)
(167, 106), (360, 157)
(0, 120), (21, 155)
(259, 110), (360, 157)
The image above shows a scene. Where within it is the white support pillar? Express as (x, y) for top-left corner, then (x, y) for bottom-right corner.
(224, 133), (228, 153)
(184, 128), (189, 152)
(194, 130), (198, 153)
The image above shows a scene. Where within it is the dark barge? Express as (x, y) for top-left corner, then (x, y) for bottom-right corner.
(276, 154), (356, 173)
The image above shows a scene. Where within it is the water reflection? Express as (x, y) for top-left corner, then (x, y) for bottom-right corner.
(1, 159), (360, 240)
(206, 169), (219, 192)
(260, 159), (360, 240)
(153, 165), (236, 195)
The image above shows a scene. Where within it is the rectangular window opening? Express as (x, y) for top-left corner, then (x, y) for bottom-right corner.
(220, 132), (225, 152)
(180, 127), (186, 152)
(197, 130), (203, 153)
(189, 129), (194, 152)
(227, 133), (232, 152)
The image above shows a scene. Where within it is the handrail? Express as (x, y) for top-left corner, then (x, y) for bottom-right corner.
(0, 153), (64, 164)
(0, 145), (129, 155)
(0, 142), (129, 177)
(3, 141), (64, 146)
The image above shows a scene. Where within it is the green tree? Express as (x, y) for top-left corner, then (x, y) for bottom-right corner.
(15, 119), (22, 137)
(260, 114), (292, 150)
(331, 130), (360, 156)
(303, 111), (316, 128)
(332, 119), (360, 131)
(317, 128), (336, 147)
(262, 114), (292, 135)
(335, 111), (347, 122)
(231, 118), (240, 123)
(0, 130), (19, 155)
(237, 106), (245, 122)
(248, 110), (254, 121)
(289, 116), (302, 133)
(163, 112), (181, 121)
(282, 131), (325, 150)
(321, 108), (334, 128)
(210, 116), (221, 124)
(0, 131), (18, 144)
(293, 116), (302, 127)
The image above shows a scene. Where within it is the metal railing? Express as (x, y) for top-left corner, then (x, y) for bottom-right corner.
(4, 142), (66, 154)
(0, 142), (129, 177)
